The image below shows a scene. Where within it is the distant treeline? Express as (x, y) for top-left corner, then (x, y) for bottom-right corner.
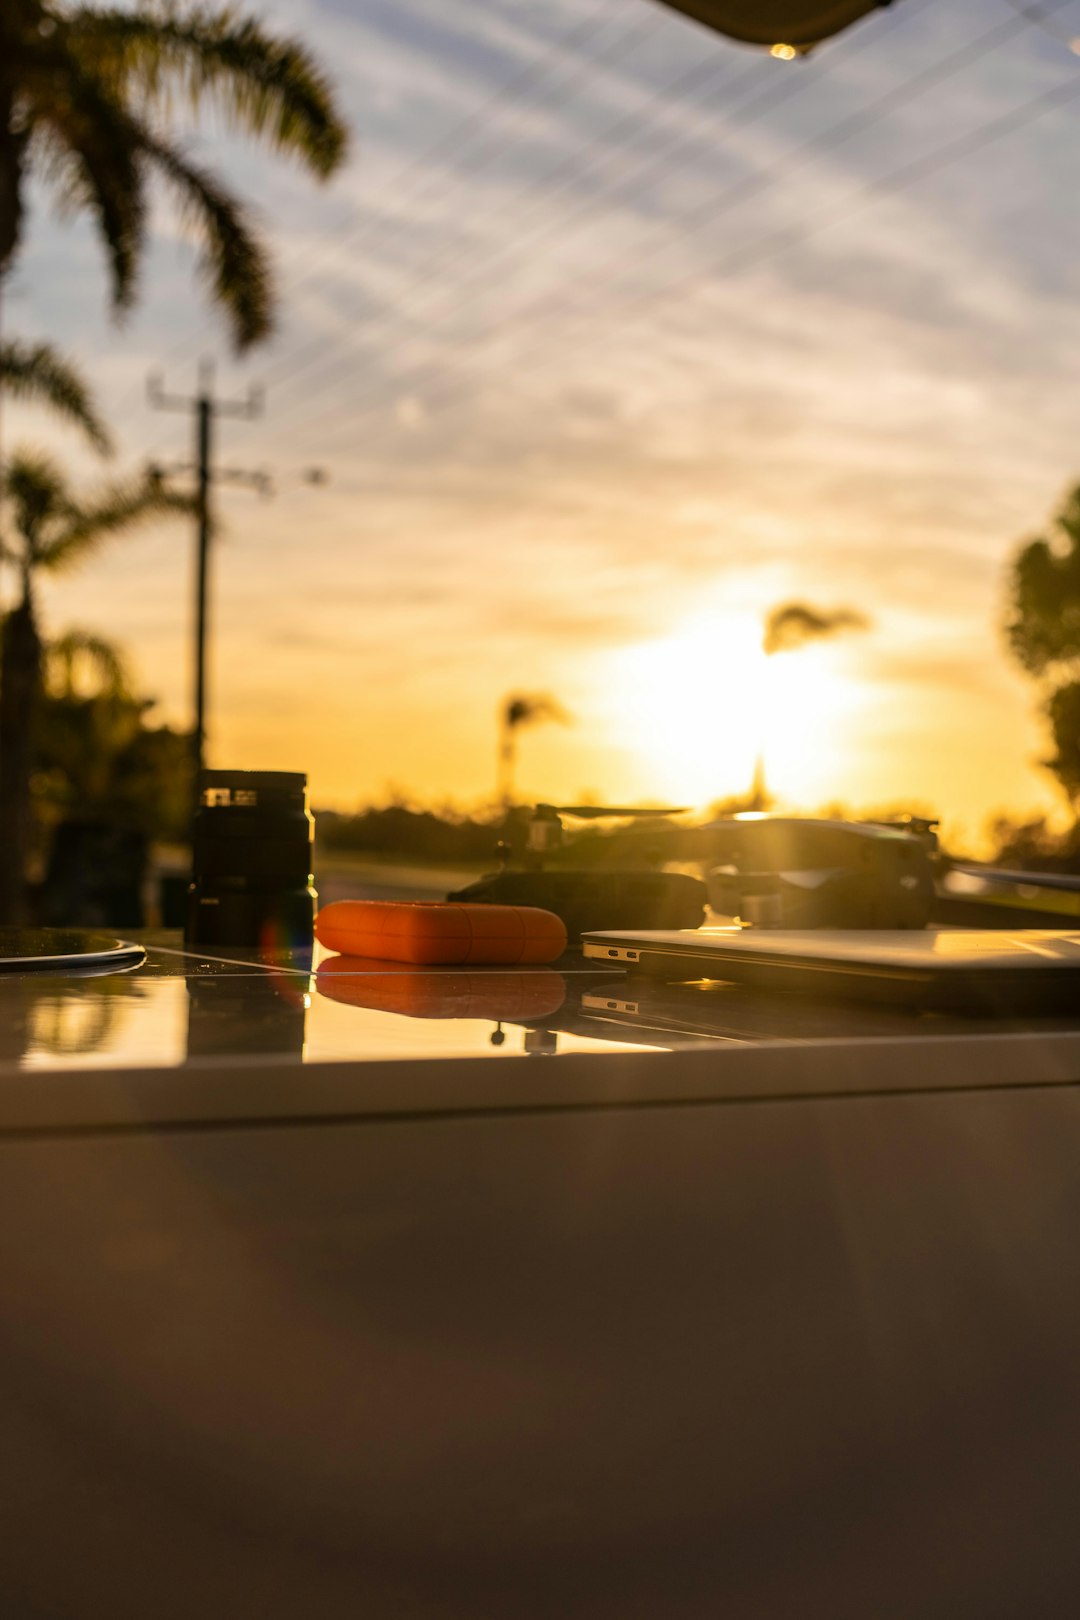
(313, 804), (697, 868)
(314, 797), (784, 870)
(315, 800), (1080, 874)
(315, 805), (512, 865)
(985, 816), (1080, 874)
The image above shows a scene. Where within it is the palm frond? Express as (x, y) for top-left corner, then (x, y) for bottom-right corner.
(39, 467), (194, 572)
(0, 340), (113, 455)
(27, 45), (148, 308)
(140, 131), (271, 349)
(2, 450), (74, 552)
(70, 3), (348, 178)
(3, 448), (66, 494)
(0, 126), (29, 275)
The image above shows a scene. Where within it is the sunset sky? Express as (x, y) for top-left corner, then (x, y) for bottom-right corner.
(8, 0), (1080, 847)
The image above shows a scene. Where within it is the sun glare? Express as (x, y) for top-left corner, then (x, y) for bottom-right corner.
(600, 608), (866, 807)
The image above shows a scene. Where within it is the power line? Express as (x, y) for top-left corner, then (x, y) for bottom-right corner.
(261, 0), (644, 325)
(266, 34), (856, 426)
(369, 59), (765, 326)
(267, 1), (957, 426)
(1004, 0), (1080, 51)
(108, 0), (634, 427)
(292, 16), (1080, 466)
(405, 0), (1034, 400)
(258, 2), (667, 397)
(268, 0), (956, 440)
(262, 26), (756, 401)
(270, 0), (946, 430)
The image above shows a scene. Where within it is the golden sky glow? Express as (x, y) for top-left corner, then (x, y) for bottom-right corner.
(8, 0), (1080, 849)
(598, 605), (866, 806)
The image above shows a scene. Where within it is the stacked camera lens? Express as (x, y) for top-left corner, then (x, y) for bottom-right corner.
(185, 769), (316, 948)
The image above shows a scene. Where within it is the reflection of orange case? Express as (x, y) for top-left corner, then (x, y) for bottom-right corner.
(314, 901), (567, 966)
(317, 958), (566, 1021)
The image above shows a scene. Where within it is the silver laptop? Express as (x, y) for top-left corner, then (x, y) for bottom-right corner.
(582, 927), (1080, 1012)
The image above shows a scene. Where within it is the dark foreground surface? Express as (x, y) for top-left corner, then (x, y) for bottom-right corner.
(1, 936), (1079, 1616)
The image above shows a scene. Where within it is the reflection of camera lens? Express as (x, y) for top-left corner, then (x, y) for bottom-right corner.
(185, 970), (310, 1058)
(185, 770), (317, 948)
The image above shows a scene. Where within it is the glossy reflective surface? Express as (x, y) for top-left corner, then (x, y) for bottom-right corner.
(1, 932), (1079, 1073)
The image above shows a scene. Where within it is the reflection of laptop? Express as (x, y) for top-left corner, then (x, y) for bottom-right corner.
(577, 979), (1062, 1043)
(582, 927), (1080, 1012)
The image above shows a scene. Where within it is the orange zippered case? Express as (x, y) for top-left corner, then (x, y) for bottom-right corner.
(314, 900), (567, 965)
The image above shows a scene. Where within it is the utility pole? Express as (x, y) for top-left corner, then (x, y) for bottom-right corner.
(148, 360), (267, 782)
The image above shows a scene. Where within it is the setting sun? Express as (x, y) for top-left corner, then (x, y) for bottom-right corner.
(599, 607), (870, 807)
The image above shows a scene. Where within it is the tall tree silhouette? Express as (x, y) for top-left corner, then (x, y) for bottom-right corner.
(0, 451), (190, 919)
(1006, 484), (1080, 810)
(498, 694), (570, 806)
(0, 1), (348, 348)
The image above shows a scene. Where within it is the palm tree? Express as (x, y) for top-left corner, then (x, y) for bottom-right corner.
(0, 450), (191, 919)
(35, 626), (194, 848)
(36, 628), (136, 816)
(0, 1), (348, 348)
(45, 626), (130, 702)
(497, 693), (570, 806)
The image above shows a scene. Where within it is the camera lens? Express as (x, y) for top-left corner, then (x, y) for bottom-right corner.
(185, 769), (317, 949)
